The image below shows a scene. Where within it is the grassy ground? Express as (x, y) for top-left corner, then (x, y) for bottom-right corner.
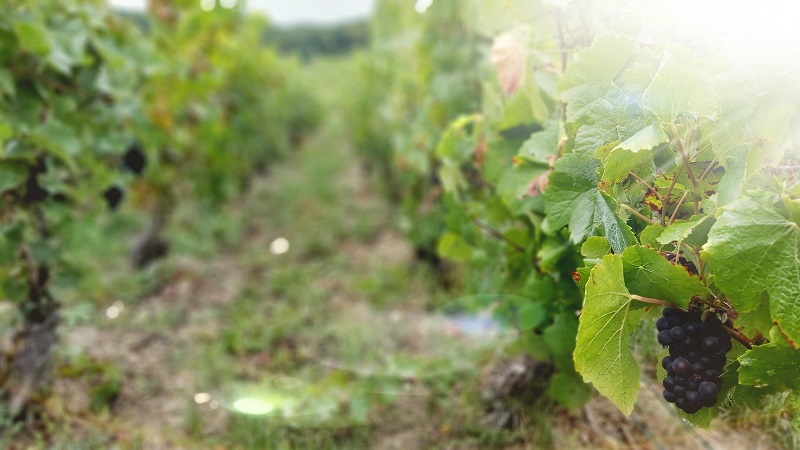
(7, 57), (797, 449)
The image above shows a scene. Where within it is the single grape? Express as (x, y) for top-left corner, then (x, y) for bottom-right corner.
(703, 336), (720, 352)
(691, 362), (704, 374)
(663, 390), (676, 403)
(682, 402), (702, 414)
(684, 322), (699, 334)
(672, 357), (692, 377)
(698, 382), (720, 399)
(704, 369), (720, 380)
(685, 391), (701, 407)
(722, 339), (733, 352)
(674, 385), (686, 396)
(656, 317), (671, 331)
(670, 326), (686, 341)
(662, 356), (675, 371)
(658, 330), (673, 346)
(685, 380), (698, 391)
(663, 376), (676, 390)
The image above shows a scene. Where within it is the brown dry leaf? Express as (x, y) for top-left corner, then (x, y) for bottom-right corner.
(490, 27), (529, 96)
(527, 169), (552, 197)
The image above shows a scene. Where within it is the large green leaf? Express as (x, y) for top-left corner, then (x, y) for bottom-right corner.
(738, 334), (800, 391)
(557, 33), (637, 98)
(546, 153), (635, 251)
(571, 86), (647, 157)
(13, 19), (51, 56)
(545, 153), (599, 240)
(574, 254), (644, 415)
(642, 45), (717, 121)
(702, 193), (800, 346)
(621, 245), (708, 309)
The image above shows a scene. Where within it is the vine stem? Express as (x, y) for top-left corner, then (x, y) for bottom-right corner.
(471, 217), (526, 253)
(629, 171), (658, 195)
(660, 165), (682, 226)
(668, 190), (690, 225)
(668, 123), (700, 215)
(620, 204), (656, 225)
(722, 323), (753, 350)
(555, 7), (568, 73)
(630, 295), (671, 307)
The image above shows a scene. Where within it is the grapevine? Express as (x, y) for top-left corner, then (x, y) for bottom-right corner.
(353, 0), (800, 425)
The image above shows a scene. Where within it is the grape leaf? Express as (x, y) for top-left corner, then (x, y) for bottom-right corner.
(437, 232), (474, 263)
(656, 214), (710, 245)
(600, 124), (667, 184)
(557, 33), (637, 99)
(571, 86), (647, 157)
(580, 236), (610, 259)
(703, 62), (800, 202)
(702, 193), (800, 347)
(738, 329), (800, 391)
(574, 254), (644, 415)
(545, 153), (599, 240)
(547, 370), (593, 410)
(642, 45), (717, 122)
(621, 246), (707, 309)
(545, 154), (635, 252)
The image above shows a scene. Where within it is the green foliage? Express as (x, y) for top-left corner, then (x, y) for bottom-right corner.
(357, 0), (800, 423)
(0, 0), (321, 410)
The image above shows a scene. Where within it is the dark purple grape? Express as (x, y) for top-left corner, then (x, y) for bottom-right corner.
(700, 356), (711, 365)
(691, 362), (704, 374)
(662, 356), (675, 371)
(663, 376), (676, 390)
(684, 322), (699, 334)
(657, 317), (671, 331)
(663, 307), (681, 317)
(670, 326), (686, 341)
(682, 402), (702, 414)
(685, 380), (698, 391)
(672, 357), (692, 377)
(703, 336), (720, 352)
(722, 339), (732, 352)
(676, 397), (685, 408)
(674, 385), (686, 396)
(685, 391), (701, 407)
(658, 330), (673, 346)
(698, 382), (720, 399)
(663, 390), (676, 403)
(704, 369), (720, 380)
(702, 394), (718, 407)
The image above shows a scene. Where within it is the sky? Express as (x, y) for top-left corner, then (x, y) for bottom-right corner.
(108, 0), (374, 25)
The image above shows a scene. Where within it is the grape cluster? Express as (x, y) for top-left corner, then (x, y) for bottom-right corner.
(657, 307), (731, 414)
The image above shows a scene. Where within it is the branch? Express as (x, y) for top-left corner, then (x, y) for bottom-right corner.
(722, 323), (753, 350)
(669, 123), (698, 188)
(472, 217), (526, 253)
(669, 123), (700, 215)
(620, 204), (656, 225)
(555, 7), (568, 73)
(629, 171), (657, 194)
(668, 190), (690, 225)
(630, 295), (671, 307)
(660, 165), (683, 226)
